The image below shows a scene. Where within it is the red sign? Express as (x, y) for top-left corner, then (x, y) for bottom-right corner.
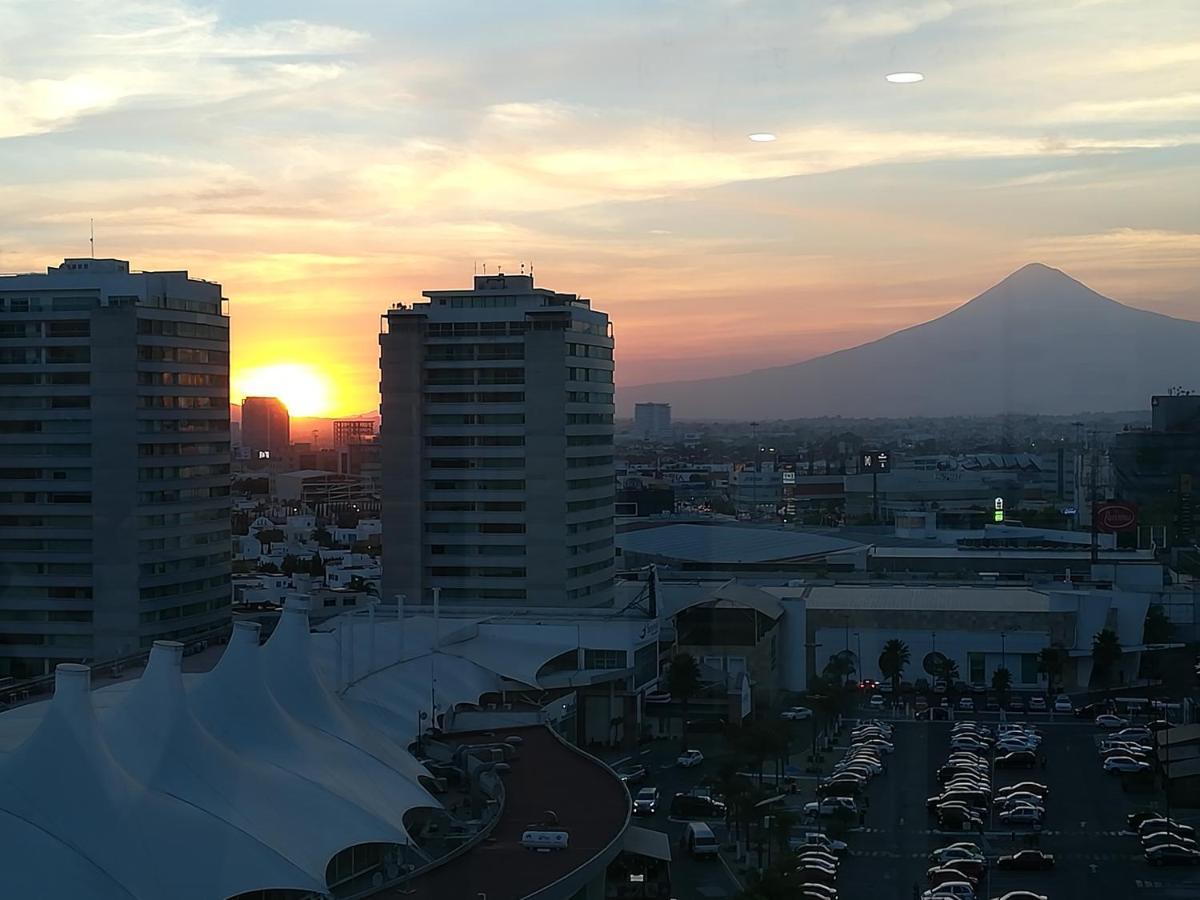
(1096, 503), (1137, 532)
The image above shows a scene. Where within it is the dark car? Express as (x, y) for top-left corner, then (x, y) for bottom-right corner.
(1129, 810), (1161, 829)
(1148, 719), (1174, 732)
(1074, 701), (1106, 719)
(985, 697), (1001, 711)
(617, 763), (647, 785)
(669, 793), (726, 819)
(997, 850), (1055, 870)
(1008, 696), (1026, 712)
(817, 778), (864, 798)
(995, 750), (1038, 769)
(1146, 844), (1200, 866)
(918, 707), (951, 721)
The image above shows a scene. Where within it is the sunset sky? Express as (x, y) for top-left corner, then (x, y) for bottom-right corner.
(2, 0), (1198, 416)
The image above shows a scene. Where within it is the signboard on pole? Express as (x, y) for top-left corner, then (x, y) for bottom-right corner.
(860, 450), (891, 473)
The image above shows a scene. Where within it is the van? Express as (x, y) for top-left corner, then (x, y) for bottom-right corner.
(682, 821), (720, 858)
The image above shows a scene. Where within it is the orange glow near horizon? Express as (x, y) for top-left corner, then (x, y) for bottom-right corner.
(233, 363), (334, 417)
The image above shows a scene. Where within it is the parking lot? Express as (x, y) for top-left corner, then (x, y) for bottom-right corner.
(836, 710), (1200, 900)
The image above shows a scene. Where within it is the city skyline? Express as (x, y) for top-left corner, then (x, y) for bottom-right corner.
(3, 0), (1199, 415)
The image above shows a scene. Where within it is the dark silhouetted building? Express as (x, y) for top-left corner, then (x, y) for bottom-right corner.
(241, 396), (289, 460)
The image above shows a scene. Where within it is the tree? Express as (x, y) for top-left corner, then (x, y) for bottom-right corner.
(280, 554), (301, 576)
(312, 525), (335, 549)
(308, 552), (326, 577)
(935, 656), (960, 688)
(666, 653), (702, 751)
(823, 650), (856, 687)
(878, 639), (911, 695)
(1092, 629), (1123, 687)
(1143, 605), (1170, 645)
(991, 666), (1013, 704)
(1036, 644), (1067, 694)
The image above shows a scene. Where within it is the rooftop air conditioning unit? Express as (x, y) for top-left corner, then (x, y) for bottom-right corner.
(521, 830), (569, 852)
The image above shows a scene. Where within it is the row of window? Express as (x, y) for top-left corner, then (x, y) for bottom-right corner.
(1, 562), (92, 575)
(568, 559), (612, 579)
(0, 320), (90, 338)
(0, 609), (92, 623)
(138, 529), (230, 553)
(138, 597), (224, 623)
(566, 343), (613, 360)
(0, 467), (88, 481)
(426, 322), (529, 337)
(139, 573), (229, 601)
(428, 566), (526, 578)
(566, 455), (613, 468)
(137, 395), (227, 409)
(426, 343), (525, 361)
(137, 418), (229, 434)
(438, 587), (527, 600)
(568, 537), (613, 555)
(138, 507), (229, 528)
(429, 478), (525, 491)
(137, 441), (229, 457)
(137, 345), (228, 364)
(424, 522), (526, 534)
(567, 494), (615, 512)
(2, 538), (91, 553)
(0, 371), (89, 385)
(567, 517), (610, 534)
(583, 648), (626, 670)
(566, 413), (613, 425)
(566, 366), (613, 383)
(427, 367), (524, 386)
(139, 551), (229, 576)
(136, 319), (227, 341)
(0, 395), (89, 410)
(0, 296), (94, 312)
(425, 435), (524, 447)
(429, 458), (524, 470)
(426, 413), (525, 426)
(568, 475), (614, 490)
(425, 391), (525, 404)
(0, 514), (90, 528)
(0, 443), (90, 458)
(0, 419), (89, 435)
(566, 391), (614, 405)
(567, 582), (606, 601)
(137, 371), (228, 387)
(0, 633), (92, 648)
(428, 544), (525, 556)
(0, 347), (90, 364)
(0, 491), (90, 504)
(137, 485), (230, 504)
(566, 434), (610, 446)
(0, 585), (91, 599)
(137, 463), (230, 481)
(425, 500), (525, 512)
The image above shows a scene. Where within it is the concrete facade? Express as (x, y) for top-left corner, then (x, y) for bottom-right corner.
(0, 258), (231, 676)
(380, 273), (615, 609)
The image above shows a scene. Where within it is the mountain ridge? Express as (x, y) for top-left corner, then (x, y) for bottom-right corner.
(618, 264), (1200, 419)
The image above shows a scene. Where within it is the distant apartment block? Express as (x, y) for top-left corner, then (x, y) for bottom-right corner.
(0, 258), (232, 677)
(633, 402), (671, 440)
(241, 395), (289, 460)
(333, 418), (376, 447)
(380, 273), (615, 608)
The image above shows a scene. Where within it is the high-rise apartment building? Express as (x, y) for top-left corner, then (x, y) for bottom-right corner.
(333, 418), (376, 447)
(633, 402), (671, 440)
(0, 258), (231, 677)
(241, 395), (289, 459)
(380, 273), (615, 608)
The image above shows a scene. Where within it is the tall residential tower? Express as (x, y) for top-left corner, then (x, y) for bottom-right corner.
(380, 273), (615, 609)
(240, 395), (290, 459)
(0, 258), (231, 677)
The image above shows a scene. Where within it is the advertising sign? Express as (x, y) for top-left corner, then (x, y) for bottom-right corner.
(1095, 502), (1137, 533)
(860, 450), (891, 473)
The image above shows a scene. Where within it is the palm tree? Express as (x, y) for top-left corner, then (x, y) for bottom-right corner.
(1143, 605), (1170, 644)
(935, 657), (960, 691)
(823, 650), (856, 687)
(878, 639), (911, 695)
(992, 666), (1013, 705)
(666, 653), (702, 751)
(1036, 644), (1067, 694)
(1092, 629), (1123, 687)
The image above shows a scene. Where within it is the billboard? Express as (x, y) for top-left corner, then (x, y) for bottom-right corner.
(1095, 502), (1137, 533)
(860, 450), (891, 473)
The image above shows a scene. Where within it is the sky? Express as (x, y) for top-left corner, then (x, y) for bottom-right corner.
(1, 0), (1198, 416)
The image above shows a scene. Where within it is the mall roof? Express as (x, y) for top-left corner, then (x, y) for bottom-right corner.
(764, 584), (1056, 613)
(0, 600), (437, 900)
(616, 523), (863, 564)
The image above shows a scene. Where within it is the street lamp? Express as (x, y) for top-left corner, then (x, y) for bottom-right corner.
(854, 632), (862, 677)
(1000, 631), (1007, 672)
(932, 631), (937, 655)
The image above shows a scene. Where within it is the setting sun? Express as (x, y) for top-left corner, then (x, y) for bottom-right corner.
(234, 363), (333, 417)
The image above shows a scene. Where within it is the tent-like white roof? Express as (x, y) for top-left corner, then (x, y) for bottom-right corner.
(0, 598), (439, 900)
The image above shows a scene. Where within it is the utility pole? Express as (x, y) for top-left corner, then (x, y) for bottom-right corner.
(1090, 432), (1100, 566)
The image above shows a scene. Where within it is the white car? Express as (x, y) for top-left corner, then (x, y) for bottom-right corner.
(995, 793), (1044, 810)
(793, 832), (848, 855)
(1104, 756), (1151, 774)
(929, 844), (984, 865)
(854, 738), (894, 754)
(1053, 696), (1072, 713)
(957, 697), (975, 711)
(859, 719), (894, 734)
(676, 749), (704, 768)
(804, 797), (858, 818)
(921, 882), (975, 900)
(1028, 696), (1047, 711)
(1095, 714), (1129, 729)
(868, 694), (886, 709)
(1113, 727), (1153, 742)
(781, 706), (814, 721)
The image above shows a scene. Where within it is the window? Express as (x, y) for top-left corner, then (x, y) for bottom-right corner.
(583, 648), (626, 670)
(968, 653), (985, 684)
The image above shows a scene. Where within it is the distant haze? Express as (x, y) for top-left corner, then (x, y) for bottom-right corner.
(618, 264), (1200, 419)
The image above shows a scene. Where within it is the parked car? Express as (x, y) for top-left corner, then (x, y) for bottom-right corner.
(617, 763), (647, 784)
(1143, 832), (1200, 852)
(868, 694), (886, 709)
(938, 857), (987, 880)
(996, 850), (1055, 870)
(927, 866), (979, 888)
(1145, 844), (1200, 866)
(1113, 726), (1153, 742)
(633, 787), (659, 815)
(1103, 756), (1152, 774)
(969, 681), (987, 694)
(995, 750), (1038, 769)
(985, 698), (1000, 711)
(1028, 696), (1047, 712)
(998, 805), (1044, 826)
(669, 792), (726, 819)
(929, 843), (984, 864)
(781, 706), (814, 720)
(920, 881), (975, 900)
(1074, 701), (1106, 719)
(1138, 819), (1197, 840)
(804, 797), (858, 819)
(1007, 696), (1025, 712)
(681, 821), (719, 858)
(1095, 714), (1130, 729)
(990, 893), (1047, 900)
(915, 696), (930, 712)
(957, 697), (975, 711)
(994, 793), (1044, 811)
(919, 706), (952, 721)
(995, 782), (1049, 799)
(676, 749), (704, 768)
(1053, 696), (1073, 713)
(792, 832), (848, 855)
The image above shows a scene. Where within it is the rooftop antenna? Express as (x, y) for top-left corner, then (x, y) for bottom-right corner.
(89, 218), (94, 258)
(520, 262), (525, 275)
